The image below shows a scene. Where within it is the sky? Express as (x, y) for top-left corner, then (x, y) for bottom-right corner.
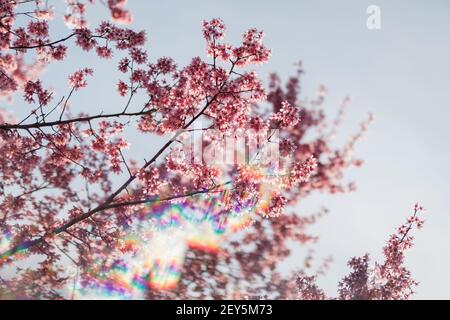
(7, 0), (450, 299)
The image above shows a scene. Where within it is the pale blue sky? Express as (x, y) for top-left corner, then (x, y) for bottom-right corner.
(10, 0), (450, 299)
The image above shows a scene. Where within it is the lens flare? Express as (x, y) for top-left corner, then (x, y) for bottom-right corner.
(73, 164), (283, 299)
(0, 232), (11, 253)
(0, 232), (28, 265)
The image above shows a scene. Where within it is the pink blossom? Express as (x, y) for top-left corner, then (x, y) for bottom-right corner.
(118, 57), (130, 73)
(108, 0), (132, 24)
(0, 6), (427, 301)
(129, 48), (148, 64)
(233, 28), (271, 66)
(68, 68), (93, 90)
(285, 156), (318, 187)
(117, 80), (128, 96)
(27, 21), (49, 39)
(202, 18), (226, 42)
(23, 80), (52, 105)
(75, 29), (97, 51)
(96, 46), (113, 59)
(34, 9), (55, 21)
(50, 45), (68, 61)
(136, 167), (160, 196)
(271, 100), (301, 128)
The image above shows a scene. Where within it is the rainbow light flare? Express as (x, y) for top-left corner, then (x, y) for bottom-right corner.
(0, 232), (13, 265)
(0, 232), (11, 253)
(73, 165), (282, 299)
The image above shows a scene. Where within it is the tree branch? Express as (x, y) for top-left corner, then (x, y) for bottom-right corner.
(0, 109), (156, 130)
(0, 60), (236, 261)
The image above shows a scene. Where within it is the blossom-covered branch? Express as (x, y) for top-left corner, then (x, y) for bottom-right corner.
(0, 1), (423, 301)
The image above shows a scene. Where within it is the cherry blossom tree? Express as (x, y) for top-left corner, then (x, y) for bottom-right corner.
(0, 1), (424, 300)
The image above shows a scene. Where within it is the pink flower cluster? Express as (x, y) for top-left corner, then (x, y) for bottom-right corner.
(0, 3), (426, 301)
(107, 0), (132, 24)
(75, 22), (146, 60)
(294, 205), (425, 300)
(68, 68), (93, 90)
(23, 80), (52, 105)
(64, 1), (88, 28)
(64, 0), (132, 27)
(285, 156), (318, 187)
(136, 167), (161, 197)
(270, 101), (302, 128)
(89, 121), (128, 173)
(202, 18), (271, 65)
